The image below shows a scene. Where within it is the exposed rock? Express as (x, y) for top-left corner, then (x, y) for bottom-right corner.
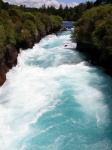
(34, 31), (41, 43)
(0, 57), (8, 86)
(0, 67), (6, 86)
(0, 45), (18, 85)
(60, 26), (67, 31)
(5, 45), (18, 69)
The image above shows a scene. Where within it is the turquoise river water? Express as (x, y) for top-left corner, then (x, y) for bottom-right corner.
(0, 29), (112, 150)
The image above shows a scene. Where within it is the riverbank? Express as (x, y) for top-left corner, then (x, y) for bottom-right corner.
(76, 41), (112, 77)
(0, 1), (63, 86)
(0, 28), (61, 86)
(74, 4), (112, 77)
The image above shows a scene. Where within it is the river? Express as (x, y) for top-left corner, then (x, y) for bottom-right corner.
(0, 26), (112, 150)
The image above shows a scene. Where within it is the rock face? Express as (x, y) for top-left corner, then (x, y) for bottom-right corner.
(0, 29), (58, 86)
(76, 41), (112, 76)
(0, 57), (7, 86)
(0, 45), (18, 86)
(5, 45), (18, 69)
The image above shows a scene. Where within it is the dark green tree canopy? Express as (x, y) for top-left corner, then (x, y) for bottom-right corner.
(74, 4), (112, 52)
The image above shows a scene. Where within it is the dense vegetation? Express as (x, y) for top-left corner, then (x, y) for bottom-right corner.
(0, 0), (62, 57)
(74, 4), (112, 52)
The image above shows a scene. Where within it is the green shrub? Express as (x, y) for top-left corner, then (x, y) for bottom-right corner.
(23, 12), (35, 22)
(74, 4), (112, 52)
(0, 24), (6, 55)
(23, 19), (36, 35)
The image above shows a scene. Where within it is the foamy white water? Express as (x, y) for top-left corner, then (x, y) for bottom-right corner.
(0, 29), (112, 150)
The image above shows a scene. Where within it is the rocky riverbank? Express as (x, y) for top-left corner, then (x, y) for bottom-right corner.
(0, 28), (59, 86)
(76, 41), (112, 76)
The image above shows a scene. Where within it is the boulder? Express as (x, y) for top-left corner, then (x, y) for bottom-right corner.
(60, 26), (67, 31)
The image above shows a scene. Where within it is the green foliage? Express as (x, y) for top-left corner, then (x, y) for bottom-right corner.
(0, 1), (63, 57)
(35, 15), (45, 31)
(23, 12), (35, 22)
(0, 24), (6, 55)
(6, 22), (16, 45)
(23, 19), (36, 34)
(51, 15), (63, 29)
(0, 24), (6, 42)
(0, 0), (2, 10)
(0, 10), (10, 25)
(74, 4), (112, 52)
(8, 8), (23, 20)
(38, 13), (51, 28)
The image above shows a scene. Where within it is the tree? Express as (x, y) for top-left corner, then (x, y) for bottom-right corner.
(0, 0), (2, 10)
(94, 0), (112, 5)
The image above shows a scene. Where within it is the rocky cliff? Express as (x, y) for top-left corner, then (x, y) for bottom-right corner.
(0, 29), (57, 86)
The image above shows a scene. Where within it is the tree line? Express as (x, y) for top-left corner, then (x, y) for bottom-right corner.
(0, 0), (95, 21)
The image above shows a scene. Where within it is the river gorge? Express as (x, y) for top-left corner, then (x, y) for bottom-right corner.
(0, 25), (112, 150)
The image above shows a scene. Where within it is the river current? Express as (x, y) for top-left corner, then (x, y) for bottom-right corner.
(0, 28), (112, 150)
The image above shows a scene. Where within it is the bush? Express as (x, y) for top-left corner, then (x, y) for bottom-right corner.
(0, 24), (6, 55)
(74, 4), (112, 52)
(23, 19), (36, 35)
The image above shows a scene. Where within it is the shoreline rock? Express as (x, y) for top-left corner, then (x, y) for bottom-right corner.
(60, 26), (67, 31)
